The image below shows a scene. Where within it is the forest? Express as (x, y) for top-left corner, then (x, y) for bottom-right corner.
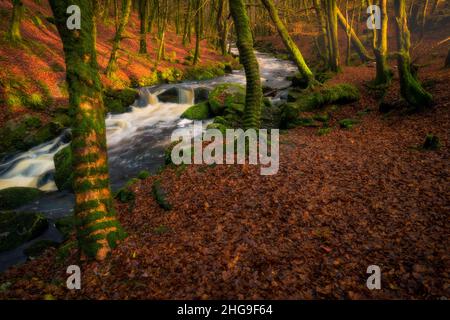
(0, 0), (448, 300)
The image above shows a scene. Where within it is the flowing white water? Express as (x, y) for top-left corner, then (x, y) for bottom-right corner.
(0, 51), (297, 193)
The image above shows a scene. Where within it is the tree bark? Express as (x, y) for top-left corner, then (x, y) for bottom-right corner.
(49, 0), (126, 261)
(373, 0), (391, 85)
(105, 0), (132, 77)
(394, 0), (432, 108)
(229, 0), (263, 129)
(139, 0), (149, 54)
(325, 0), (340, 72)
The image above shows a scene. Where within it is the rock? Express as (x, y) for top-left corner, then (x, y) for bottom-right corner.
(194, 87), (210, 104)
(0, 212), (48, 252)
(104, 87), (138, 114)
(208, 83), (245, 116)
(157, 87), (179, 103)
(54, 146), (73, 191)
(181, 101), (211, 120)
(55, 215), (76, 240)
(24, 239), (59, 258)
(0, 187), (43, 210)
(339, 118), (360, 129)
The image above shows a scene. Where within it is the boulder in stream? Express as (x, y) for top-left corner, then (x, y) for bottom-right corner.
(0, 187), (43, 210)
(0, 211), (48, 252)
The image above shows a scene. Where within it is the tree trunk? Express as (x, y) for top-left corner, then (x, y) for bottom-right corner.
(373, 0), (391, 85)
(193, 0), (201, 65)
(49, 0), (126, 261)
(8, 0), (24, 42)
(105, 0), (132, 77)
(336, 6), (372, 63)
(229, 0), (263, 129)
(312, 0), (329, 63)
(261, 0), (317, 87)
(139, 0), (149, 54)
(394, 0), (432, 108)
(325, 0), (340, 72)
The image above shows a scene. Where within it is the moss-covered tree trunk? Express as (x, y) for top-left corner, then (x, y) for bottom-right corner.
(312, 0), (329, 63)
(229, 0), (262, 129)
(373, 0), (391, 85)
(193, 0), (202, 65)
(336, 6), (373, 63)
(217, 0), (229, 56)
(394, 0), (432, 108)
(8, 0), (24, 43)
(49, 0), (126, 260)
(325, 0), (340, 72)
(261, 0), (317, 87)
(105, 0), (132, 77)
(139, 0), (149, 54)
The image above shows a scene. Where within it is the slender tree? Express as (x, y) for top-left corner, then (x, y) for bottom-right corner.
(193, 0), (202, 65)
(139, 0), (149, 54)
(336, 6), (373, 63)
(373, 0), (391, 85)
(49, 0), (126, 260)
(8, 0), (24, 42)
(105, 0), (132, 77)
(261, 0), (317, 87)
(394, 0), (432, 108)
(229, 0), (263, 129)
(324, 0), (340, 71)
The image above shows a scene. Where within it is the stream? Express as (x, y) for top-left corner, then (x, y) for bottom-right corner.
(0, 50), (297, 272)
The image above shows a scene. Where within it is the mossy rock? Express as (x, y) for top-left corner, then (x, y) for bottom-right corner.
(23, 115), (42, 129)
(181, 101), (211, 120)
(115, 188), (135, 203)
(0, 212), (48, 252)
(24, 240), (59, 258)
(103, 88), (139, 114)
(339, 118), (360, 129)
(0, 187), (43, 210)
(208, 83), (246, 116)
(54, 146), (73, 191)
(55, 215), (76, 240)
(422, 134), (441, 150)
(281, 84), (360, 128)
(137, 170), (151, 179)
(152, 180), (172, 211)
(0, 118), (62, 155)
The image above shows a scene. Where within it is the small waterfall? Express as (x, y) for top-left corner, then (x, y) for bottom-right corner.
(178, 87), (195, 105)
(148, 93), (159, 105)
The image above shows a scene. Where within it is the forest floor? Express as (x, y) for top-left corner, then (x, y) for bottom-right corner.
(0, 23), (450, 299)
(0, 23), (449, 299)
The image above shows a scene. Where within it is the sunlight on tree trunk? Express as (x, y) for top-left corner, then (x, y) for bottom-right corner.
(336, 6), (373, 63)
(49, 0), (126, 261)
(229, 0), (263, 129)
(394, 0), (432, 108)
(373, 0), (391, 85)
(261, 0), (317, 87)
(324, 0), (340, 72)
